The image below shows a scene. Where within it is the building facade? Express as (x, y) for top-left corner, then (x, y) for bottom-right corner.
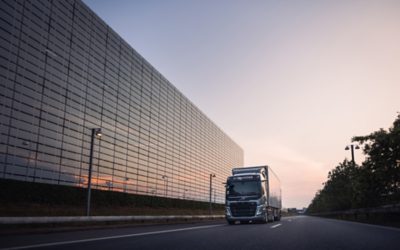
(0, 0), (243, 203)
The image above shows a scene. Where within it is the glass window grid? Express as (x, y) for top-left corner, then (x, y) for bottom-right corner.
(0, 0), (244, 203)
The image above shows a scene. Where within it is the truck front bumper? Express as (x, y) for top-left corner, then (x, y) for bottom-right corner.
(225, 214), (265, 222)
(225, 205), (266, 222)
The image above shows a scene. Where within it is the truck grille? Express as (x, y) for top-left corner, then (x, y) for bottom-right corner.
(230, 202), (257, 217)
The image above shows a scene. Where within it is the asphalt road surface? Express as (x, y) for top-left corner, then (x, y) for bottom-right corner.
(1, 216), (400, 250)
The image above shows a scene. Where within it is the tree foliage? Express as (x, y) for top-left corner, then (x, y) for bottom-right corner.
(308, 114), (400, 213)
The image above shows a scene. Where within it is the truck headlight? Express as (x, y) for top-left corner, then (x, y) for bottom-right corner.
(256, 205), (266, 216)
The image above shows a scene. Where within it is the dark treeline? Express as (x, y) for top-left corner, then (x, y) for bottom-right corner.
(308, 114), (400, 213)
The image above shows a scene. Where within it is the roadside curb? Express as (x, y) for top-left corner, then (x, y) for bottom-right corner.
(0, 215), (225, 225)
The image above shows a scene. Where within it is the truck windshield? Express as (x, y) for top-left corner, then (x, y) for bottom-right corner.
(226, 180), (261, 197)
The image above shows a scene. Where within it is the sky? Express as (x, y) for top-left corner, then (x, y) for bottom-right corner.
(83, 0), (400, 208)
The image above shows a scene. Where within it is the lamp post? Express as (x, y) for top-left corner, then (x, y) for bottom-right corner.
(151, 189), (156, 206)
(86, 128), (102, 216)
(345, 144), (360, 166)
(162, 175), (168, 197)
(209, 173), (216, 215)
(124, 177), (129, 193)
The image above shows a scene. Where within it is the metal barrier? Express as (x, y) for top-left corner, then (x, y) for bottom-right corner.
(309, 203), (400, 225)
(310, 203), (400, 217)
(0, 215), (225, 225)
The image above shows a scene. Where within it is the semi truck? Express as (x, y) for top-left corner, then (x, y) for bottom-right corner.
(225, 165), (282, 224)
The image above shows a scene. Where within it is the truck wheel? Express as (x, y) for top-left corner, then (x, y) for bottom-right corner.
(260, 214), (268, 224)
(227, 220), (235, 225)
(268, 213), (274, 222)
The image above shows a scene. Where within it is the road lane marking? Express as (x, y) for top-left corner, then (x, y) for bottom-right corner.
(1, 224), (225, 250)
(270, 223), (282, 229)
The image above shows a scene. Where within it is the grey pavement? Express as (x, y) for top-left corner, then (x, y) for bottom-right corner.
(1, 216), (400, 250)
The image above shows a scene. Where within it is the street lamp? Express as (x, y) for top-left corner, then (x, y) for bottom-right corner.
(162, 175), (168, 197)
(86, 128), (102, 216)
(209, 173), (216, 215)
(345, 144), (360, 166)
(124, 177), (129, 192)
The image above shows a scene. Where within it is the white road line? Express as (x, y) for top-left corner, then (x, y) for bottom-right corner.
(270, 223), (282, 229)
(2, 224), (224, 250)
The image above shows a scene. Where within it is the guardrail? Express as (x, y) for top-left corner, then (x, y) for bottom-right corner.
(309, 203), (400, 225)
(0, 215), (225, 225)
(310, 203), (400, 217)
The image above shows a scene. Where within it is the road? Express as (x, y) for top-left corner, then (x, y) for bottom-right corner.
(1, 216), (399, 250)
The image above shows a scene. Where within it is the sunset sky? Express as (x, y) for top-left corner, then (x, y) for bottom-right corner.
(83, 0), (400, 208)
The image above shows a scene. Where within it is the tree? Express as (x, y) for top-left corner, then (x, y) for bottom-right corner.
(307, 160), (358, 213)
(353, 113), (400, 206)
(308, 114), (400, 213)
